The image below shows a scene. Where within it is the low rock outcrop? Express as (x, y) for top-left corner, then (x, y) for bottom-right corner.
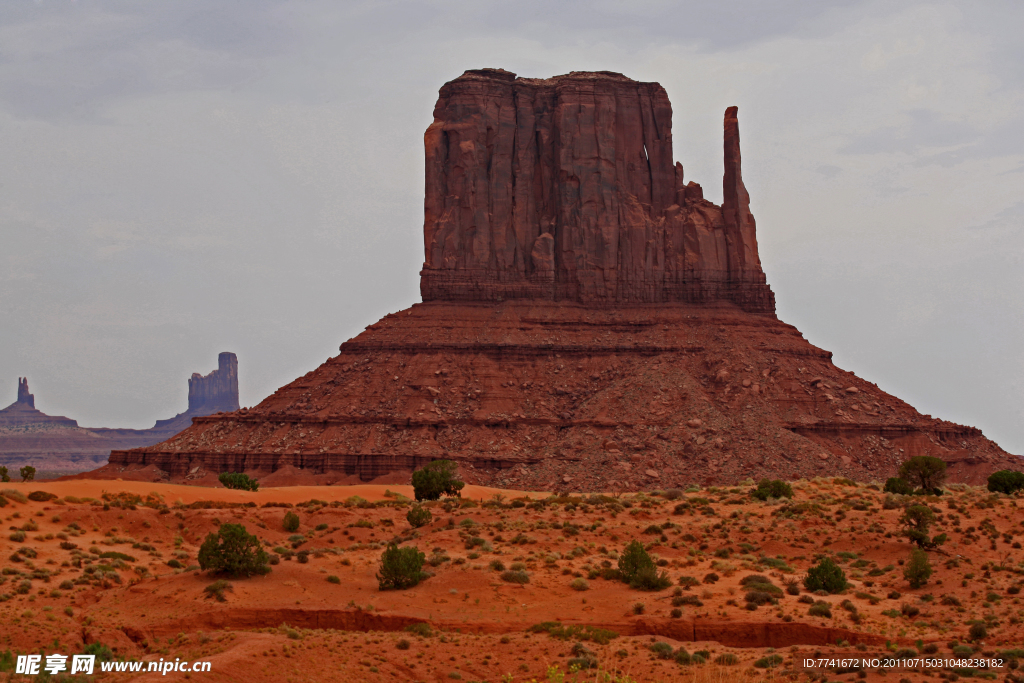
(109, 70), (1020, 488)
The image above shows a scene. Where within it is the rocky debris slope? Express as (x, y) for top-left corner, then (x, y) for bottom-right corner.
(107, 69), (1020, 489)
(1, 354), (240, 474)
(110, 301), (1016, 489)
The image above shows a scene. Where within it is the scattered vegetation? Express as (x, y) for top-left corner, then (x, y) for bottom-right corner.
(377, 544), (428, 590)
(19, 466), (35, 482)
(900, 505), (946, 549)
(898, 455), (947, 494)
(616, 540), (671, 590)
(203, 579), (234, 602)
(218, 472), (259, 491)
(904, 549), (933, 589)
(406, 505), (432, 528)
(751, 479), (793, 501)
(197, 523), (271, 577)
(411, 459), (465, 501)
(884, 477), (913, 495)
(988, 470), (1024, 494)
(529, 622), (618, 645)
(803, 557), (847, 594)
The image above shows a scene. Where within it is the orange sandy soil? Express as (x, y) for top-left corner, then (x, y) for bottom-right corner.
(1, 478), (1022, 682)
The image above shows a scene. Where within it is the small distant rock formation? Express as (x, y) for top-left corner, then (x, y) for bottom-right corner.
(0, 353), (240, 475)
(151, 352), (240, 433)
(17, 377), (33, 408)
(109, 69), (1021, 489)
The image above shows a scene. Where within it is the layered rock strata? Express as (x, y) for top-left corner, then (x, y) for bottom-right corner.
(111, 301), (1018, 488)
(420, 69), (774, 313)
(108, 69), (1020, 488)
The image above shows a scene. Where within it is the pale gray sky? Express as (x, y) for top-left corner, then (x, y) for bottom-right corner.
(1, 1), (1022, 454)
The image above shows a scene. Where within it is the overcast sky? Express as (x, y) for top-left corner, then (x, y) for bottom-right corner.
(1, 1), (1022, 454)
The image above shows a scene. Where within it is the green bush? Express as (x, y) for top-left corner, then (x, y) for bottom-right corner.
(377, 544), (428, 590)
(203, 579), (233, 602)
(406, 505), (433, 528)
(617, 540), (655, 584)
(404, 623), (433, 638)
(629, 565), (672, 591)
(326, 575), (341, 584)
(501, 569), (530, 584)
(884, 477), (913, 495)
(898, 456), (947, 493)
(649, 642), (674, 660)
(0, 466), (8, 483)
(754, 654), (784, 669)
(27, 491), (56, 502)
(83, 642), (113, 662)
(197, 523), (271, 577)
(803, 557), (847, 594)
(19, 466), (35, 482)
(218, 472), (259, 491)
(752, 479), (793, 501)
(808, 601), (832, 618)
(283, 511), (300, 532)
(969, 623), (987, 641)
(988, 470), (1024, 495)
(411, 460), (464, 501)
(901, 505), (946, 549)
(904, 549), (932, 589)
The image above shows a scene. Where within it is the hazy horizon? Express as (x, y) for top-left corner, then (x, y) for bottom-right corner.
(2, 1), (1023, 455)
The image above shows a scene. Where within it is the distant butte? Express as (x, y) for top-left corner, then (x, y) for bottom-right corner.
(109, 69), (1021, 489)
(1, 353), (240, 476)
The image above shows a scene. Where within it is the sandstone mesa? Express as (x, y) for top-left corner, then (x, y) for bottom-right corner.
(103, 69), (1021, 489)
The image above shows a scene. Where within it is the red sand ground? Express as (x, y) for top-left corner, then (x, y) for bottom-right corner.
(1, 479), (1022, 682)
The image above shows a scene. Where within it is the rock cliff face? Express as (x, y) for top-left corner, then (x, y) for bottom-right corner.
(1, 354), (240, 474)
(420, 69), (774, 313)
(107, 69), (1021, 489)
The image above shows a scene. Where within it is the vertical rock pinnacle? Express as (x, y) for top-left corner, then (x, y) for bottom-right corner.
(17, 378), (34, 408)
(722, 106), (762, 279)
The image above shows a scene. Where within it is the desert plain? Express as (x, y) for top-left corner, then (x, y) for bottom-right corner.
(1, 477), (1023, 682)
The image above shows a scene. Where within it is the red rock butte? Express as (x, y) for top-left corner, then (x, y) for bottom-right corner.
(109, 69), (1021, 489)
(421, 69), (772, 313)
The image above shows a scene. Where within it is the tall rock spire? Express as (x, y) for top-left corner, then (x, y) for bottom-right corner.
(722, 106), (762, 279)
(17, 378), (34, 408)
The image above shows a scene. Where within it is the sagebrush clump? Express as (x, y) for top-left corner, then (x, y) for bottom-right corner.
(803, 557), (847, 594)
(197, 523), (271, 577)
(377, 544), (428, 590)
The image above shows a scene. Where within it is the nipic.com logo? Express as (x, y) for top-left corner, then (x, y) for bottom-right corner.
(15, 654), (213, 675)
